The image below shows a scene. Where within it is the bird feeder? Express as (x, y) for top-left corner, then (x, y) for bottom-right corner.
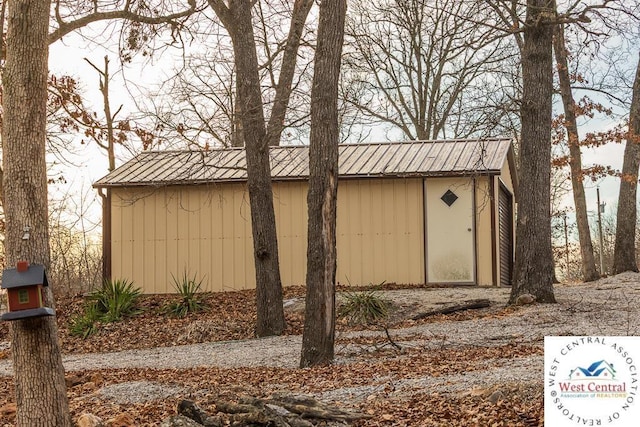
(1, 261), (55, 321)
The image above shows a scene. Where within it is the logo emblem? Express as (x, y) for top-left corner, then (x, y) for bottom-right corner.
(545, 337), (640, 426)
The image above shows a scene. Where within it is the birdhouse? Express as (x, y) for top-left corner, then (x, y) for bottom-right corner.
(1, 261), (55, 321)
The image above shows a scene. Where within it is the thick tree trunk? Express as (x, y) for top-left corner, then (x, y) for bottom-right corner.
(300, 0), (346, 368)
(207, 0), (314, 335)
(2, 0), (72, 425)
(509, 0), (556, 304)
(226, 1), (286, 336)
(231, 97), (245, 147)
(613, 53), (640, 274)
(552, 21), (599, 282)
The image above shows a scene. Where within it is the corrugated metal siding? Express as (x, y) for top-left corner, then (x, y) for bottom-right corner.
(273, 181), (309, 286)
(475, 177), (494, 286)
(111, 184), (255, 293)
(109, 178), (425, 293)
(94, 139), (512, 188)
(336, 178), (424, 286)
(103, 139), (516, 292)
(498, 186), (514, 286)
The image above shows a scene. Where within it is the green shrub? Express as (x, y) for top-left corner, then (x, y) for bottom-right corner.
(338, 288), (390, 325)
(68, 303), (101, 338)
(88, 278), (142, 322)
(163, 271), (207, 318)
(69, 279), (142, 338)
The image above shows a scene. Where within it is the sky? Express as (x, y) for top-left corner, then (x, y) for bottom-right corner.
(46, 24), (637, 243)
(47, 33), (171, 228)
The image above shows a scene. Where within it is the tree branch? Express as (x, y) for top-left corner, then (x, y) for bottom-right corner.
(49, 2), (198, 44)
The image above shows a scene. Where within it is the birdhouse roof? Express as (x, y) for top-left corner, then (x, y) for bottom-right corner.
(1, 264), (48, 289)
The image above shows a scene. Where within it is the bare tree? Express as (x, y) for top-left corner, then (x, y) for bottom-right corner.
(143, 2), (314, 150)
(206, 0), (313, 337)
(300, 0), (346, 368)
(0, 0), (199, 197)
(613, 53), (640, 274)
(508, 0), (557, 304)
(48, 184), (103, 296)
(342, 0), (519, 140)
(49, 0), (197, 45)
(149, 51), (241, 148)
(552, 16), (600, 282)
(2, 0), (72, 424)
(84, 56), (122, 172)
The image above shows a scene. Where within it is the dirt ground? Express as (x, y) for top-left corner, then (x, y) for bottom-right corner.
(2, 278), (635, 426)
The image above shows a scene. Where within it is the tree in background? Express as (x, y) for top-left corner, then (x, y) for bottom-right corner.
(342, 0), (519, 141)
(0, 0), (198, 164)
(613, 54), (640, 274)
(144, 1), (315, 149)
(0, 0), (198, 250)
(552, 16), (600, 282)
(508, 0), (557, 304)
(2, 0), (71, 424)
(48, 185), (103, 296)
(48, 0), (196, 45)
(147, 50), (241, 148)
(300, 0), (347, 368)
(206, 0), (314, 337)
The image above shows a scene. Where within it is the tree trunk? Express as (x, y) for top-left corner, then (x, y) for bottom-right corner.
(207, 0), (315, 336)
(300, 0), (347, 368)
(613, 53), (640, 274)
(227, 1), (286, 336)
(509, 0), (556, 304)
(552, 20), (599, 282)
(96, 57), (117, 171)
(266, 0), (314, 147)
(2, 0), (72, 425)
(231, 94), (245, 147)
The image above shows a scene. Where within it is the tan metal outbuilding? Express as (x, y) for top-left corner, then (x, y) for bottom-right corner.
(93, 138), (517, 294)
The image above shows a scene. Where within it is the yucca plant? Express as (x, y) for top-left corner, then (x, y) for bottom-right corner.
(68, 303), (101, 338)
(67, 278), (141, 339)
(88, 278), (142, 322)
(338, 288), (390, 326)
(163, 271), (207, 318)
(338, 285), (401, 350)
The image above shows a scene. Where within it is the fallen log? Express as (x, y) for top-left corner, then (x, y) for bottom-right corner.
(411, 299), (491, 320)
(177, 400), (222, 426)
(176, 395), (370, 427)
(267, 395), (371, 422)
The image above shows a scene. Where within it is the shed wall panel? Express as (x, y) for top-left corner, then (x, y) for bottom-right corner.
(111, 178), (427, 293)
(335, 179), (424, 286)
(119, 194), (134, 283)
(165, 191), (180, 292)
(272, 181), (309, 286)
(493, 161), (515, 288)
(498, 185), (514, 286)
(474, 177), (494, 286)
(499, 159), (515, 195)
(112, 185), (255, 294)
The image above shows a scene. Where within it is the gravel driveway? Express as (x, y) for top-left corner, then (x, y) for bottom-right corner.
(3, 273), (639, 384)
(0, 273), (640, 410)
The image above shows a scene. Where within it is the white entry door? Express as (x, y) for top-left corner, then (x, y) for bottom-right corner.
(425, 178), (475, 283)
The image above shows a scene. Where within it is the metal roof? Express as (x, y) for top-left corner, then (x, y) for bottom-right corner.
(93, 138), (513, 188)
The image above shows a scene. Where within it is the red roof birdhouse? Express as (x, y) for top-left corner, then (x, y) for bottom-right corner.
(1, 261), (54, 321)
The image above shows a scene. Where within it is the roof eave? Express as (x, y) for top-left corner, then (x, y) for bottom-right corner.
(93, 169), (503, 189)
